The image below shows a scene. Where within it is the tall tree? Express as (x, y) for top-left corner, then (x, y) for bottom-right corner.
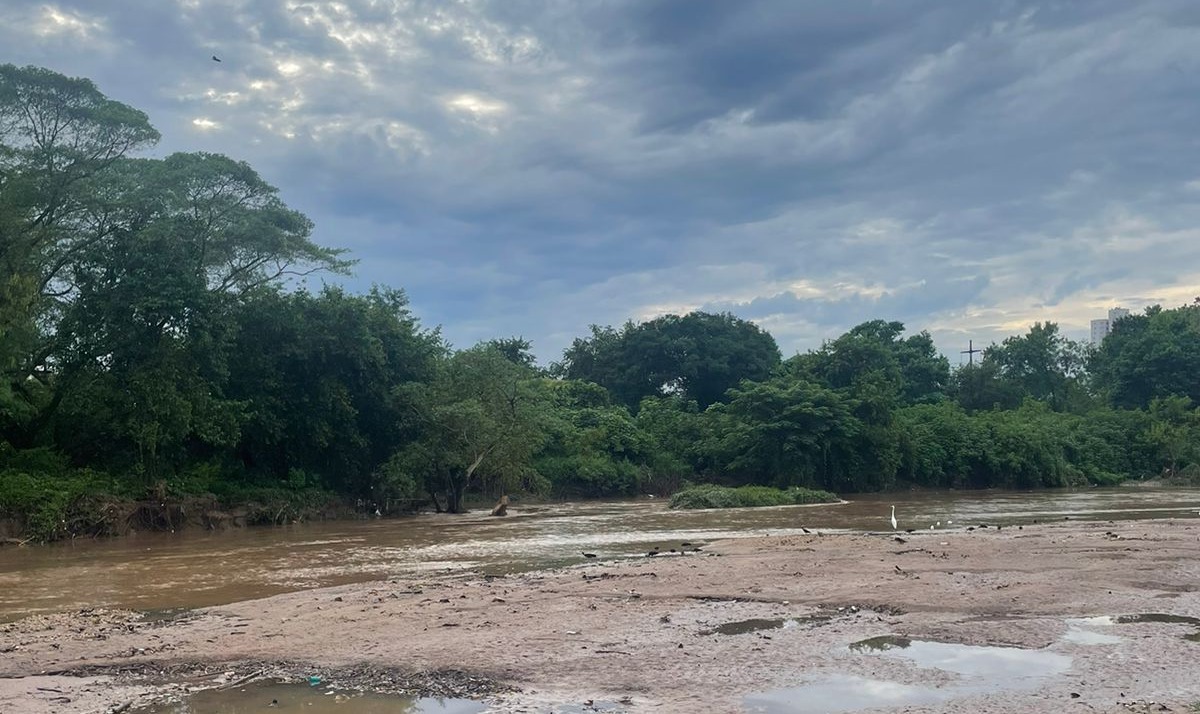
(979, 322), (1088, 411)
(789, 320), (949, 406)
(1089, 302), (1200, 409)
(556, 312), (780, 409)
(32, 153), (351, 474)
(1, 65), (159, 436)
(394, 346), (548, 512)
(224, 286), (442, 495)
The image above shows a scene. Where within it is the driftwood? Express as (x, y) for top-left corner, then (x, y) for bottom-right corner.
(490, 495), (509, 517)
(218, 669), (264, 690)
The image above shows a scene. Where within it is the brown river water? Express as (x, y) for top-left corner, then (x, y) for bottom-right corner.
(1, 485), (1198, 621)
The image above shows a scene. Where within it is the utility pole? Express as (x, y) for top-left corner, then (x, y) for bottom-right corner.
(961, 339), (981, 366)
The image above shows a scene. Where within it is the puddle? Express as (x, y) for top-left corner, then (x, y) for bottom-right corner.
(1062, 618), (1123, 645)
(1114, 613), (1200, 626)
(130, 681), (486, 713)
(847, 636), (1071, 679)
(746, 638), (1071, 713)
(1080, 613), (1200, 643)
(702, 616), (831, 636)
(1062, 628), (1122, 645)
(744, 673), (953, 713)
(848, 635), (910, 652)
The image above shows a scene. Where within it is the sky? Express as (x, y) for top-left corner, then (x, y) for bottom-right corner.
(3, 1), (1199, 364)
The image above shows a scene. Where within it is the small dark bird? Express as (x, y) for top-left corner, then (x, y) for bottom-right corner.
(894, 536), (907, 544)
(905, 529), (915, 534)
(212, 55), (222, 62)
(647, 549), (660, 557)
(581, 552), (597, 559)
(801, 527), (812, 534)
(681, 542), (692, 547)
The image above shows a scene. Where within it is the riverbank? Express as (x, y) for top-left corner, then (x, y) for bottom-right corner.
(3, 517), (1200, 713)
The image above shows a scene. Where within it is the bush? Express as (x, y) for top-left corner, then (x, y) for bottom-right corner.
(669, 484), (839, 510)
(0, 467), (125, 541)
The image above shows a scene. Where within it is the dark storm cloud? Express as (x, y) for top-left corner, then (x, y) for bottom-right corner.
(3, 1), (1200, 360)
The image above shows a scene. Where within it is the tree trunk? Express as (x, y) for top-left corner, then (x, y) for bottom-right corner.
(447, 483), (465, 514)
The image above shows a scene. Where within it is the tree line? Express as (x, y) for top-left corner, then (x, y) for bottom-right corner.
(2, 65), (1199, 539)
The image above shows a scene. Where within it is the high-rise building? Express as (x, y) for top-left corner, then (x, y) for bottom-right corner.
(1091, 307), (1131, 344)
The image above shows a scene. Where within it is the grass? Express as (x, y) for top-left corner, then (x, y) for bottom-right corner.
(668, 484), (839, 510)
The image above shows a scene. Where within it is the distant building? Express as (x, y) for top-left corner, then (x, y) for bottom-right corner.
(1091, 307), (1131, 344)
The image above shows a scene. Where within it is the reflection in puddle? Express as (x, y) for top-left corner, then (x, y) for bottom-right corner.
(702, 616), (831, 636)
(1114, 613), (1200, 627)
(848, 636), (1071, 679)
(130, 681), (486, 714)
(745, 637), (1071, 713)
(1080, 613), (1200, 643)
(1094, 612), (1200, 643)
(744, 673), (952, 713)
(1061, 622), (1123, 645)
(848, 635), (910, 652)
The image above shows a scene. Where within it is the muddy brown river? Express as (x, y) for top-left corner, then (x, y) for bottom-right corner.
(1, 485), (1198, 621)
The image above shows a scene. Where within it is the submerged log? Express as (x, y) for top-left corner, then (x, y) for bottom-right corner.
(490, 495), (509, 517)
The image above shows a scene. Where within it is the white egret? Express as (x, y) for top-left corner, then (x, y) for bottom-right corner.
(890, 505), (898, 530)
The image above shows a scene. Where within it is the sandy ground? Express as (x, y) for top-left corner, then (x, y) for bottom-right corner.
(2, 517), (1200, 713)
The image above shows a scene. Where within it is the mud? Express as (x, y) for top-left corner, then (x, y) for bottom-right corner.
(2, 517), (1200, 713)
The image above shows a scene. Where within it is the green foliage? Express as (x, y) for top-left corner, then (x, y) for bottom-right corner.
(669, 484), (839, 510)
(534, 381), (659, 497)
(394, 345), (548, 512)
(787, 320), (950, 407)
(555, 312), (780, 409)
(1145, 396), (1200, 478)
(224, 286), (441, 495)
(0, 466), (124, 541)
(954, 322), (1091, 412)
(1089, 302), (1200, 409)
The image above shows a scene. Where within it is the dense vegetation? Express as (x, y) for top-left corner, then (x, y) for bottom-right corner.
(3, 65), (1199, 540)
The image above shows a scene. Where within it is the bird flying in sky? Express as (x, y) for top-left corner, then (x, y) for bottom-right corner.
(211, 55), (222, 62)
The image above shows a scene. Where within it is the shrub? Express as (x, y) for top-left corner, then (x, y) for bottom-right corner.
(669, 484), (838, 510)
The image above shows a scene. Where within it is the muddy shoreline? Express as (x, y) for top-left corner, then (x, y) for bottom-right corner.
(3, 517), (1200, 713)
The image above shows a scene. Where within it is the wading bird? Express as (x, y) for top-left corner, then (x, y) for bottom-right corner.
(890, 505), (898, 530)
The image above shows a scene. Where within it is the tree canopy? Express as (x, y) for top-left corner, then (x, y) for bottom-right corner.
(555, 311), (781, 409)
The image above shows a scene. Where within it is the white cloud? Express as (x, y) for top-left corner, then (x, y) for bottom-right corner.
(191, 117), (221, 130)
(32, 4), (105, 39)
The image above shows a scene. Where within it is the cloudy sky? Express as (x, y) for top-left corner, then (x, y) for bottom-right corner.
(3, 1), (1199, 362)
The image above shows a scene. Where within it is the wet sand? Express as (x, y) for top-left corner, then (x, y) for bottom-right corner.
(2, 517), (1199, 713)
